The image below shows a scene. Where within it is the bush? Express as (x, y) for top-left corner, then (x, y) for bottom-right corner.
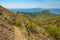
(45, 25), (60, 40)
(26, 22), (40, 33)
(3, 14), (9, 18)
(28, 36), (32, 40)
(8, 26), (14, 31)
(16, 19), (21, 27)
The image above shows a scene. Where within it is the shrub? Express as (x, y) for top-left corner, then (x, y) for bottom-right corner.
(3, 14), (9, 18)
(26, 22), (40, 33)
(16, 19), (21, 27)
(8, 26), (14, 31)
(28, 36), (32, 40)
(45, 25), (60, 40)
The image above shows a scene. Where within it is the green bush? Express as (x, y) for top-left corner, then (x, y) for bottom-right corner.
(28, 36), (32, 40)
(26, 22), (40, 33)
(45, 25), (60, 40)
(16, 19), (21, 27)
(3, 14), (9, 18)
(8, 26), (14, 31)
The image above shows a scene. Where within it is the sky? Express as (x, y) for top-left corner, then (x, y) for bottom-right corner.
(0, 0), (60, 9)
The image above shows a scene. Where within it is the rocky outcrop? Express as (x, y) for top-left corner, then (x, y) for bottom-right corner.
(0, 24), (14, 40)
(0, 25), (27, 40)
(0, 6), (27, 40)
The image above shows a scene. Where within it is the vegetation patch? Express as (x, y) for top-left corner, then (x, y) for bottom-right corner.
(26, 22), (40, 33)
(8, 26), (14, 31)
(16, 19), (21, 27)
(44, 25), (60, 40)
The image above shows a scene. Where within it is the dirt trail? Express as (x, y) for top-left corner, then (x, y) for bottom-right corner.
(14, 26), (27, 40)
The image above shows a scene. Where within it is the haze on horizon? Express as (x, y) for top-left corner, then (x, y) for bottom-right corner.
(0, 0), (60, 9)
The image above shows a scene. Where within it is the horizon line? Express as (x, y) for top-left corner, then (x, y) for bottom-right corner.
(0, 5), (60, 9)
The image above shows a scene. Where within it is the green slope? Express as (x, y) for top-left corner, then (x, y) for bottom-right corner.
(21, 10), (57, 19)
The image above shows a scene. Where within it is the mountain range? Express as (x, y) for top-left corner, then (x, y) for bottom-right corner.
(10, 8), (60, 14)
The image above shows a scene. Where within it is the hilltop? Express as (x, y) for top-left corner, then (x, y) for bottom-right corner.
(0, 6), (60, 40)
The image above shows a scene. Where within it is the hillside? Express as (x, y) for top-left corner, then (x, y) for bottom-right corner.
(0, 6), (60, 40)
(20, 10), (57, 19)
(0, 6), (27, 40)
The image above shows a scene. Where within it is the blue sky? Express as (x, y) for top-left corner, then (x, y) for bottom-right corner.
(0, 0), (60, 9)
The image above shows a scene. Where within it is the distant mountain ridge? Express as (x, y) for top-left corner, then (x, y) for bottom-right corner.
(9, 8), (60, 14)
(9, 8), (43, 12)
(21, 10), (57, 18)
